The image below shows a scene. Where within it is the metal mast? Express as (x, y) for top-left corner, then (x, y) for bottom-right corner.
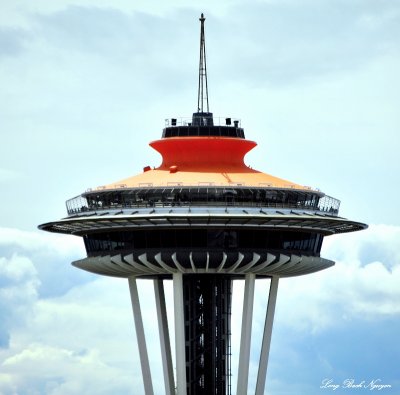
(197, 13), (209, 113)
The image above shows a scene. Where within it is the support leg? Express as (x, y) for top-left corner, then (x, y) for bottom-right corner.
(173, 272), (187, 395)
(236, 273), (256, 395)
(255, 276), (279, 395)
(154, 279), (175, 395)
(128, 277), (154, 395)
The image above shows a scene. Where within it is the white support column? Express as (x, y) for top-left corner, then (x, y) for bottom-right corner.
(255, 276), (279, 395)
(236, 273), (256, 395)
(173, 272), (187, 395)
(128, 277), (154, 395)
(154, 279), (175, 395)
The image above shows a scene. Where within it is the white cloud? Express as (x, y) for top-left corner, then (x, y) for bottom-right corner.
(0, 227), (83, 256)
(0, 228), (164, 395)
(0, 254), (40, 348)
(0, 292), (142, 394)
(0, 228), (90, 300)
(1, 343), (138, 395)
(0, 254), (37, 283)
(268, 225), (400, 335)
(324, 224), (400, 269)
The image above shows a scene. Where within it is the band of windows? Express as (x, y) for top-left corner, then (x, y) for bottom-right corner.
(84, 229), (324, 256)
(162, 126), (245, 138)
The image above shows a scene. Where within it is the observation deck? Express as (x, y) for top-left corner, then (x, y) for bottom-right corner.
(39, 112), (367, 279)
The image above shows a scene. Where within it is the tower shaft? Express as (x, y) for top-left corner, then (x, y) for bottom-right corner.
(184, 275), (232, 395)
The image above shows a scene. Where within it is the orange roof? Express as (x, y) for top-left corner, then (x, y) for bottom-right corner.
(102, 168), (310, 190)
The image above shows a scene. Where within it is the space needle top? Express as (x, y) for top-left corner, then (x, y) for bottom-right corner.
(39, 13), (367, 246)
(38, 15), (367, 395)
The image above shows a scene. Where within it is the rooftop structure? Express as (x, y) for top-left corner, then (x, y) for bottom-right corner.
(39, 13), (367, 395)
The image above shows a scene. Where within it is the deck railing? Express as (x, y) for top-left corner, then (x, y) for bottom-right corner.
(66, 192), (340, 216)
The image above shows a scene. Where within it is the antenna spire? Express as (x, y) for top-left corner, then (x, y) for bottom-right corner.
(197, 13), (209, 113)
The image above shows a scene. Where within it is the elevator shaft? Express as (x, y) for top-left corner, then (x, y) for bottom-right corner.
(183, 275), (232, 395)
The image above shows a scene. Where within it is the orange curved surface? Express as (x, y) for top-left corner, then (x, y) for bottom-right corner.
(101, 136), (313, 191)
(150, 137), (257, 171)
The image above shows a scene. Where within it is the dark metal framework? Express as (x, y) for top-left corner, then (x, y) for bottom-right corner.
(184, 275), (232, 395)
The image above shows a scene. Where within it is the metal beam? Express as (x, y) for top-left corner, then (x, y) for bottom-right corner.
(173, 272), (187, 395)
(128, 277), (154, 395)
(154, 279), (175, 395)
(236, 273), (255, 395)
(255, 276), (279, 395)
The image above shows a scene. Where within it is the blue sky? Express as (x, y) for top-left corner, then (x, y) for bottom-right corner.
(1, 1), (399, 394)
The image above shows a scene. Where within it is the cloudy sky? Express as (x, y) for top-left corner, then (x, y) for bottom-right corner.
(1, 0), (399, 394)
